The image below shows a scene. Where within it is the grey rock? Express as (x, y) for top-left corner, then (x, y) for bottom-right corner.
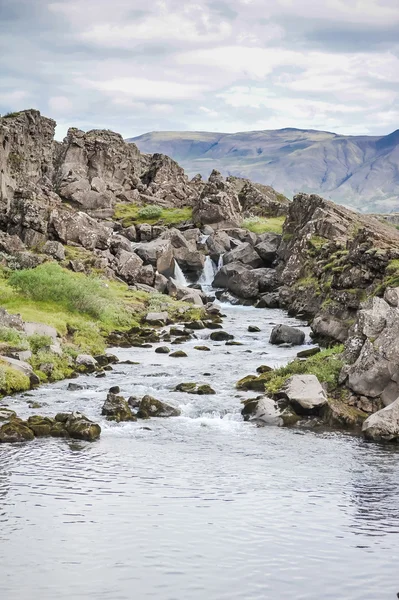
(279, 374), (327, 413)
(362, 398), (399, 442)
(42, 240), (65, 261)
(270, 324), (305, 346)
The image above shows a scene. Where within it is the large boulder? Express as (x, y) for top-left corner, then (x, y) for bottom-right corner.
(223, 243), (263, 268)
(50, 208), (112, 250)
(236, 180), (289, 217)
(254, 234), (281, 266)
(192, 170), (242, 229)
(227, 269), (260, 299)
(278, 374), (327, 414)
(167, 279), (204, 305)
(135, 238), (174, 278)
(242, 396), (299, 426)
(252, 268), (279, 293)
(213, 262), (249, 288)
(0, 421), (35, 443)
(269, 324), (305, 346)
(173, 247), (205, 274)
(205, 230), (232, 262)
(362, 398), (399, 442)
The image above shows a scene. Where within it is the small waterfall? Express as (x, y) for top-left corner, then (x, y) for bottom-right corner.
(198, 256), (217, 286)
(199, 233), (210, 245)
(217, 254), (224, 271)
(173, 260), (188, 287)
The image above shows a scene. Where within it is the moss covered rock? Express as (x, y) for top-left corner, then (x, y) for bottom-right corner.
(322, 399), (367, 429)
(66, 417), (101, 441)
(169, 350), (187, 358)
(27, 415), (54, 437)
(101, 393), (135, 422)
(0, 407), (17, 421)
(236, 374), (269, 391)
(155, 346), (170, 354)
(175, 382), (197, 393)
(196, 384), (216, 395)
(194, 346), (210, 351)
(0, 421), (34, 443)
(137, 395), (181, 418)
(210, 331), (234, 341)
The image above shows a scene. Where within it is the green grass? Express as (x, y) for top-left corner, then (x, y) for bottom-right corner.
(264, 346), (344, 394)
(1, 111), (21, 119)
(114, 203), (193, 227)
(0, 361), (31, 395)
(242, 216), (285, 234)
(0, 326), (29, 351)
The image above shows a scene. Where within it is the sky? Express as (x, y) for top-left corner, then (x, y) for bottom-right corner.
(0, 0), (398, 140)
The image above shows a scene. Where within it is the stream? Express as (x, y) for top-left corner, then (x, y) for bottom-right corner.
(1, 272), (399, 599)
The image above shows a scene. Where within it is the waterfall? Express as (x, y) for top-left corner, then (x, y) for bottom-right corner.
(199, 233), (210, 244)
(198, 256), (217, 286)
(173, 260), (188, 287)
(217, 254), (224, 271)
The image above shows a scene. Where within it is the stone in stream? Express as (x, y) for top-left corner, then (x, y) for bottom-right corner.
(145, 311), (169, 325)
(67, 382), (87, 391)
(0, 408), (17, 421)
(241, 397), (299, 427)
(362, 398), (399, 442)
(101, 393), (135, 422)
(137, 395), (181, 418)
(256, 365), (273, 374)
(296, 347), (321, 359)
(269, 324), (305, 346)
(248, 325), (261, 332)
(155, 346), (170, 354)
(225, 341), (243, 346)
(0, 421), (35, 443)
(256, 293), (280, 309)
(194, 346), (211, 351)
(210, 331), (234, 341)
(277, 375), (327, 414)
(175, 383), (216, 395)
(169, 350), (188, 358)
(204, 322), (223, 329)
(184, 321), (205, 330)
(170, 327), (187, 337)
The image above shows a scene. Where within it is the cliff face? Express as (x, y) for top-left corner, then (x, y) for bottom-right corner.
(277, 193), (399, 408)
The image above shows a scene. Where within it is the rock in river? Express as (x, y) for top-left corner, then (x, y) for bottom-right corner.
(269, 324), (305, 346)
(362, 398), (399, 442)
(278, 375), (327, 414)
(137, 395), (181, 418)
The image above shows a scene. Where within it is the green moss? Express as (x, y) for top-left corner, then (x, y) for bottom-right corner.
(263, 345), (344, 395)
(1, 111), (21, 119)
(28, 333), (53, 354)
(29, 350), (73, 382)
(282, 233), (293, 242)
(242, 216), (285, 234)
(309, 235), (328, 249)
(114, 203), (193, 227)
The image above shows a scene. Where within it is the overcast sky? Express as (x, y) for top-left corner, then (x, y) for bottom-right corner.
(0, 0), (398, 139)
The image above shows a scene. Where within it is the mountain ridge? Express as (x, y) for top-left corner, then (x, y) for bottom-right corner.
(128, 127), (399, 212)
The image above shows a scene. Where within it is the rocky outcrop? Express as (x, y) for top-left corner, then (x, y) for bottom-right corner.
(277, 374), (327, 414)
(234, 179), (289, 218)
(192, 170), (242, 229)
(270, 324), (305, 346)
(362, 398), (399, 442)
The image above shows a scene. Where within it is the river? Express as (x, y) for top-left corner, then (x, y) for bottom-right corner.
(1, 299), (399, 600)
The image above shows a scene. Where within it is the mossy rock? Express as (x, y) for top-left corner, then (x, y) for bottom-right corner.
(27, 416), (55, 437)
(155, 346), (170, 354)
(321, 399), (367, 429)
(248, 326), (261, 332)
(297, 347), (321, 359)
(204, 322), (223, 330)
(101, 393), (135, 422)
(236, 374), (268, 391)
(280, 408), (301, 427)
(170, 327), (187, 337)
(194, 346), (210, 351)
(175, 382), (197, 393)
(185, 321), (205, 330)
(256, 365), (273, 374)
(0, 407), (17, 421)
(137, 395), (181, 418)
(0, 421), (35, 443)
(210, 331), (233, 341)
(66, 418), (101, 441)
(226, 341), (243, 346)
(196, 384), (216, 395)
(169, 351), (188, 358)
(241, 398), (259, 420)
(50, 422), (69, 438)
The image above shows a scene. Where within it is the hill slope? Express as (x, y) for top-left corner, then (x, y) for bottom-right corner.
(128, 128), (399, 212)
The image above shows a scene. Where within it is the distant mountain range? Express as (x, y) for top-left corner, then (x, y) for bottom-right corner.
(128, 128), (399, 213)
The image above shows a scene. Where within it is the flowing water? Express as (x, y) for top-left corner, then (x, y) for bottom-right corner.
(1, 300), (399, 600)
(172, 260), (189, 287)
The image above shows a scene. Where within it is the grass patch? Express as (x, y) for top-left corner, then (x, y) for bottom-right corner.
(242, 216), (285, 234)
(0, 361), (31, 395)
(114, 203), (193, 227)
(0, 326), (29, 351)
(264, 345), (344, 395)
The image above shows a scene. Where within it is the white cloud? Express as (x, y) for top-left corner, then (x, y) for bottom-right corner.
(48, 96), (73, 113)
(82, 77), (208, 101)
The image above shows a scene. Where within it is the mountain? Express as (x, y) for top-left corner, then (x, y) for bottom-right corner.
(128, 128), (399, 213)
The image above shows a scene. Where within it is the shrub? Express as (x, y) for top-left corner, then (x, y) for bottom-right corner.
(242, 216), (285, 234)
(28, 333), (53, 354)
(0, 326), (29, 350)
(137, 205), (163, 220)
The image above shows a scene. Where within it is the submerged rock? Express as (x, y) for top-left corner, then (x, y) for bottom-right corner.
(194, 345), (211, 351)
(210, 331), (234, 341)
(155, 346), (170, 354)
(169, 350), (188, 358)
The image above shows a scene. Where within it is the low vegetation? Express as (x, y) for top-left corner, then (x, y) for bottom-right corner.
(114, 203), (193, 227)
(0, 361), (31, 395)
(242, 216), (285, 235)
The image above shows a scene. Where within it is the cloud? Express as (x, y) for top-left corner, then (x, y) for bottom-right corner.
(0, 0), (398, 138)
